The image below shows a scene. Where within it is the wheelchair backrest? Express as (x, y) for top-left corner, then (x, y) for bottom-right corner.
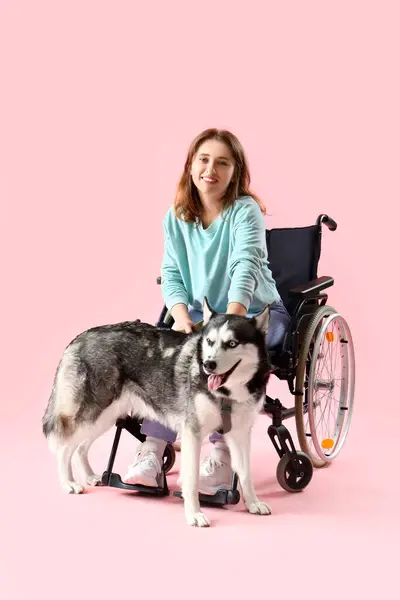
(266, 225), (322, 311)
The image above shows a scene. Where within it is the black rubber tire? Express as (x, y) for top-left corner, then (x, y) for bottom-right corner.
(226, 489), (241, 505)
(276, 452), (313, 492)
(162, 444), (176, 474)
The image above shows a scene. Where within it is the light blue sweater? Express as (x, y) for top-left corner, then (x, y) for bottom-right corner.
(161, 196), (281, 316)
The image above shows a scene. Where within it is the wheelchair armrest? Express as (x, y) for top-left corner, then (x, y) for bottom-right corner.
(288, 275), (334, 298)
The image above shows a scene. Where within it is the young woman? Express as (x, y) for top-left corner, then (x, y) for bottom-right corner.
(124, 128), (290, 494)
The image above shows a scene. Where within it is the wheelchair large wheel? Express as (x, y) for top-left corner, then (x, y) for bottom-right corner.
(295, 305), (355, 468)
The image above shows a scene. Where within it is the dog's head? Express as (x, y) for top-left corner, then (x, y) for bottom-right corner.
(199, 297), (271, 394)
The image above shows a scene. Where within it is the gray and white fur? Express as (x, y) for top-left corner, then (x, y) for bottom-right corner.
(42, 298), (272, 527)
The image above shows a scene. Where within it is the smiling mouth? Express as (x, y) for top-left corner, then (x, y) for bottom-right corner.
(204, 360), (242, 391)
(202, 177), (218, 184)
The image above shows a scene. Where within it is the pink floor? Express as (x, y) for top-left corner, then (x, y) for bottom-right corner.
(0, 381), (396, 599)
(1, 1), (399, 594)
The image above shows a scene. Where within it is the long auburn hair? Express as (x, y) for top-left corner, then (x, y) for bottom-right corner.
(174, 128), (266, 223)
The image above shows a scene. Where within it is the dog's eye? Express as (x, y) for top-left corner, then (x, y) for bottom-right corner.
(206, 338), (214, 346)
(228, 340), (238, 348)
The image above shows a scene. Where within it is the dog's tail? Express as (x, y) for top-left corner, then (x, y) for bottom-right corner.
(43, 412), (75, 453)
(42, 404), (75, 440)
(42, 347), (81, 450)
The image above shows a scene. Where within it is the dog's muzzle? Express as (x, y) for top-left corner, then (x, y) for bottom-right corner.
(204, 360), (241, 391)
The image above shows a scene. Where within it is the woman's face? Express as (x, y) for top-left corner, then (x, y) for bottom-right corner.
(190, 139), (235, 203)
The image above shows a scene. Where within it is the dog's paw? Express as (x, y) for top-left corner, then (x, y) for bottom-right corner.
(85, 474), (102, 487)
(186, 512), (211, 527)
(247, 501), (272, 515)
(62, 481), (85, 494)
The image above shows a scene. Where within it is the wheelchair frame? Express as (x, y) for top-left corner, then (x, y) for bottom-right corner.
(101, 213), (355, 505)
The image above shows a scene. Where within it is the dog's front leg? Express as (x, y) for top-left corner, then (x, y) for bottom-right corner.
(180, 423), (210, 527)
(225, 426), (272, 516)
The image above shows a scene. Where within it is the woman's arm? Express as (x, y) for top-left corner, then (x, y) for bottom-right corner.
(160, 212), (194, 332)
(226, 301), (247, 316)
(227, 200), (267, 312)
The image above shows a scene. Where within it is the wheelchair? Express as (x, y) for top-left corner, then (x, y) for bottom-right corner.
(101, 213), (355, 506)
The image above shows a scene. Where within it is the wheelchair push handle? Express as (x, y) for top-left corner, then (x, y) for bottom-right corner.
(316, 214), (337, 231)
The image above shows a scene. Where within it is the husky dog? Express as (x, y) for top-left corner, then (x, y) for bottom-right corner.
(42, 298), (272, 527)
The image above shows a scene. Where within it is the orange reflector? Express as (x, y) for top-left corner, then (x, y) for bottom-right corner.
(326, 332), (334, 342)
(322, 438), (334, 449)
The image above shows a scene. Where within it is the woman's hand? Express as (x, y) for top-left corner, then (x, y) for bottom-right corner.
(170, 303), (195, 333)
(179, 318), (196, 334)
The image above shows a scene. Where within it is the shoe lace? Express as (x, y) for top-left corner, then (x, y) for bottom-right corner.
(133, 449), (162, 472)
(201, 456), (223, 475)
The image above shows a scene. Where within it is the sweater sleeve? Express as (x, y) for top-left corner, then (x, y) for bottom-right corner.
(160, 212), (189, 309)
(227, 200), (267, 310)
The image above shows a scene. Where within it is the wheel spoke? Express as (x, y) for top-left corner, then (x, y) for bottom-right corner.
(296, 307), (355, 465)
(310, 318), (348, 446)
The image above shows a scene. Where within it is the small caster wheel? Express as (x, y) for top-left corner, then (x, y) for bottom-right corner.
(162, 443), (176, 474)
(277, 451), (313, 492)
(226, 489), (241, 505)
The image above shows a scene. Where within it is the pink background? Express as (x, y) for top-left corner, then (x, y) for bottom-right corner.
(0, 1), (398, 598)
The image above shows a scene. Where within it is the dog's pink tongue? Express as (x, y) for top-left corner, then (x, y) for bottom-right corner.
(208, 374), (223, 391)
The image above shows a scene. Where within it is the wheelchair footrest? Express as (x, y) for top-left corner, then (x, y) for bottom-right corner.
(173, 489), (240, 506)
(101, 471), (169, 497)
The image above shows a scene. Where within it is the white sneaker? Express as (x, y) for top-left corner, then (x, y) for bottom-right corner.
(123, 443), (163, 487)
(198, 455), (233, 495)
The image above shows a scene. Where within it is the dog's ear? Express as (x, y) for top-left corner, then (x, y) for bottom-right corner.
(249, 305), (270, 335)
(203, 297), (217, 325)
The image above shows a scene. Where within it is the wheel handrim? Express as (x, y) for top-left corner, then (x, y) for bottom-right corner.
(308, 313), (355, 461)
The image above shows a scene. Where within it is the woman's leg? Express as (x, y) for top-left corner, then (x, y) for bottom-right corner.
(265, 299), (291, 349)
(200, 300), (291, 493)
(140, 421), (177, 443)
(124, 308), (204, 485)
(123, 422), (176, 487)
